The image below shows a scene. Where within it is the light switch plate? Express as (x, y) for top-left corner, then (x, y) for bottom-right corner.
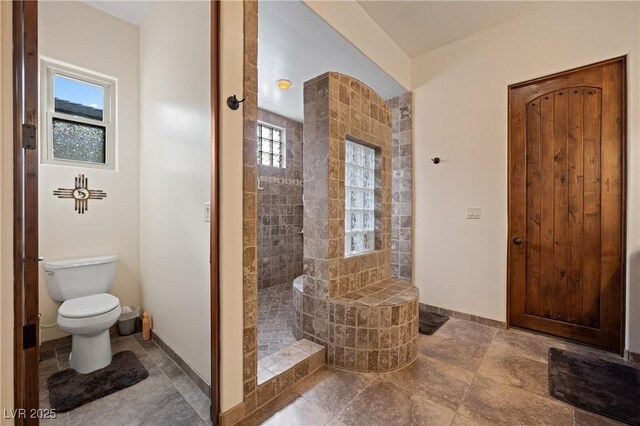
(204, 202), (211, 222)
(467, 207), (481, 219)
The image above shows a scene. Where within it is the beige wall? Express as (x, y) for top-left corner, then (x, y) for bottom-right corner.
(304, 0), (410, 90)
(219, 0), (245, 411)
(38, 1), (141, 342)
(139, 1), (212, 384)
(0, 0), (14, 421)
(412, 2), (640, 350)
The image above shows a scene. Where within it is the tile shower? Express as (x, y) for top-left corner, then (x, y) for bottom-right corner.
(256, 89), (414, 366)
(290, 72), (418, 372)
(257, 109), (303, 290)
(257, 109), (303, 360)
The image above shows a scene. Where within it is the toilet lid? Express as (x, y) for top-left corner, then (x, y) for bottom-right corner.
(59, 294), (120, 319)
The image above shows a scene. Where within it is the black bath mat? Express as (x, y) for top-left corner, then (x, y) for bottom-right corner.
(48, 350), (149, 412)
(548, 347), (640, 425)
(418, 310), (449, 335)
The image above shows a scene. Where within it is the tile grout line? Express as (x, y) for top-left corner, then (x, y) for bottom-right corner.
(446, 323), (497, 425)
(449, 364), (480, 425)
(320, 374), (377, 425)
(133, 336), (210, 424)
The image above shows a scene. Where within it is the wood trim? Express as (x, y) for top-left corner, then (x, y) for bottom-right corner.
(508, 56), (627, 90)
(210, 0), (221, 424)
(13, 0), (40, 424)
(12, 0), (25, 414)
(619, 56), (628, 356)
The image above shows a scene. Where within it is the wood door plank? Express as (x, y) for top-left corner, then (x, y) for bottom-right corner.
(539, 94), (555, 319)
(526, 100), (542, 316)
(599, 61), (624, 347)
(509, 89), (528, 323)
(567, 89), (585, 325)
(582, 88), (602, 329)
(553, 90), (569, 322)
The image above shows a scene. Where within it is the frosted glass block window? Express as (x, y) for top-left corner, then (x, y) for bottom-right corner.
(345, 140), (375, 256)
(257, 123), (286, 168)
(41, 59), (116, 169)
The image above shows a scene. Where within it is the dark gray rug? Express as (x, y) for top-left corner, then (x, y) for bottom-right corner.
(47, 350), (149, 412)
(549, 347), (640, 425)
(418, 310), (449, 335)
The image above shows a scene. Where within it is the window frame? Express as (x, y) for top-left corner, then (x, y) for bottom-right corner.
(40, 58), (117, 170)
(344, 139), (376, 257)
(257, 121), (286, 168)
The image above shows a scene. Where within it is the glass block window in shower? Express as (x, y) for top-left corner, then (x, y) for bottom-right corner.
(345, 140), (375, 256)
(257, 122), (286, 168)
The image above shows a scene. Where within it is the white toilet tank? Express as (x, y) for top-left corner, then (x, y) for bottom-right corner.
(43, 255), (118, 302)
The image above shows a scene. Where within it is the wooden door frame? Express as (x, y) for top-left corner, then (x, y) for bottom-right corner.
(12, 0), (222, 423)
(13, 0), (40, 423)
(506, 56), (627, 354)
(210, 0), (221, 423)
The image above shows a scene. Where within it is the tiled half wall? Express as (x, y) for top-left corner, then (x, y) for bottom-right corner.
(296, 72), (419, 373)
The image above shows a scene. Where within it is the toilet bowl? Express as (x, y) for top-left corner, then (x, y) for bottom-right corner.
(44, 255), (120, 374)
(58, 293), (121, 373)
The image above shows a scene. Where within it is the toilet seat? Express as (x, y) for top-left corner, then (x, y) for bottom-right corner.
(59, 293), (120, 319)
(57, 300), (121, 338)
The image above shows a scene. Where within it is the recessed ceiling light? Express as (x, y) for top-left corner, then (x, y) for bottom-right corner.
(276, 79), (292, 90)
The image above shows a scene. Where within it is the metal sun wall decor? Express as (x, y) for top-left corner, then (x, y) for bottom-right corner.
(53, 174), (107, 214)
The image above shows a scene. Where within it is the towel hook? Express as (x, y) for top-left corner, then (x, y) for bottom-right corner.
(431, 157), (441, 164)
(226, 95), (245, 110)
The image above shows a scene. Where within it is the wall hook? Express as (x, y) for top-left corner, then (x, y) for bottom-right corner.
(226, 95), (245, 110)
(431, 157), (441, 164)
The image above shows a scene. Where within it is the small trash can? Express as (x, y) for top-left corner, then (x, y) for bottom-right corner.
(118, 305), (140, 336)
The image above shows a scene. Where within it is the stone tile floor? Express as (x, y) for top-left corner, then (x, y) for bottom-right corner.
(258, 283), (298, 360)
(240, 318), (625, 426)
(39, 333), (211, 425)
(38, 318), (627, 425)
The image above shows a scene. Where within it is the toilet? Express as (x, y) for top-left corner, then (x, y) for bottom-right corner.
(43, 255), (121, 374)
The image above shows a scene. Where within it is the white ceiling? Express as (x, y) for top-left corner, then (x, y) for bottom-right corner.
(79, 0), (154, 26)
(358, 1), (548, 58)
(258, 0), (407, 122)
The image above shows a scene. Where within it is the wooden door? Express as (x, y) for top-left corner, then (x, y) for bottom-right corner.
(13, 0), (40, 423)
(508, 58), (626, 352)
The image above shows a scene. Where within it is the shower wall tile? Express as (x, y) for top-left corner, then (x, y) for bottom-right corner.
(387, 93), (412, 280)
(257, 109), (304, 289)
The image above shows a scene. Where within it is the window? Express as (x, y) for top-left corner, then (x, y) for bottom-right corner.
(257, 123), (285, 168)
(345, 140), (375, 256)
(41, 60), (116, 169)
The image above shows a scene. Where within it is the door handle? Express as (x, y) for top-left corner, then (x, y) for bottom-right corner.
(513, 237), (528, 245)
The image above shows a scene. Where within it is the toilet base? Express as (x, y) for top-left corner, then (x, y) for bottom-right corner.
(69, 330), (113, 374)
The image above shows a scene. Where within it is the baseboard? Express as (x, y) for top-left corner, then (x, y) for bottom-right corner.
(625, 349), (640, 364)
(419, 303), (507, 330)
(219, 401), (246, 426)
(151, 331), (211, 398)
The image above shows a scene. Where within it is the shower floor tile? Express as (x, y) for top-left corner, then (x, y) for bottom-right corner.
(258, 282), (298, 360)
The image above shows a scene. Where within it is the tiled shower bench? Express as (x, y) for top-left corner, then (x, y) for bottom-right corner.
(293, 276), (419, 372)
